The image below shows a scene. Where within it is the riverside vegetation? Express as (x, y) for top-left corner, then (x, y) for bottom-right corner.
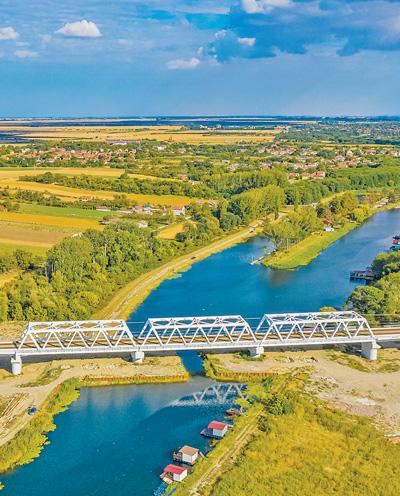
(172, 374), (400, 496)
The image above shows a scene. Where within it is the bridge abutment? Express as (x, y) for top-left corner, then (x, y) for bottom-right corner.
(11, 354), (22, 375)
(361, 341), (380, 361)
(249, 346), (264, 358)
(131, 350), (145, 363)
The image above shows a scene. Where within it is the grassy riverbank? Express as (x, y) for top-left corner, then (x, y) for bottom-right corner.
(0, 358), (189, 477)
(172, 373), (400, 496)
(93, 222), (261, 320)
(0, 379), (80, 474)
(264, 222), (356, 270)
(264, 202), (400, 270)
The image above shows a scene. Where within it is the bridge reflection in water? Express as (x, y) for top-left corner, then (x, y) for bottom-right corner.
(170, 383), (246, 407)
(1, 311), (400, 374)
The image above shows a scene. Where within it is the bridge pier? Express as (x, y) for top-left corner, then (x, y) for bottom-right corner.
(361, 341), (380, 361)
(11, 354), (22, 375)
(131, 350), (145, 363)
(249, 346), (264, 358)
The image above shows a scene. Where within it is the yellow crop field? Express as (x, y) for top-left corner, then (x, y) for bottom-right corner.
(1, 124), (282, 144)
(0, 211), (101, 230)
(5, 180), (193, 206)
(158, 223), (185, 239)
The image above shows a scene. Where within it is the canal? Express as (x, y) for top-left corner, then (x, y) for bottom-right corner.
(2, 208), (400, 495)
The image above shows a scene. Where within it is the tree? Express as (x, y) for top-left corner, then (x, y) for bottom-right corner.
(346, 286), (385, 316)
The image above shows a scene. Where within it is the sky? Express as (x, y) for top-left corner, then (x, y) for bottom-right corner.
(1, 0), (400, 117)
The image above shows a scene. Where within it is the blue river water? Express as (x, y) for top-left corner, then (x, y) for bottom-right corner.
(2, 208), (400, 495)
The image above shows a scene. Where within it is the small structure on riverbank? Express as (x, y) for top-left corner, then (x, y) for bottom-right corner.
(350, 267), (374, 282)
(201, 420), (228, 439)
(161, 464), (187, 483)
(173, 445), (199, 465)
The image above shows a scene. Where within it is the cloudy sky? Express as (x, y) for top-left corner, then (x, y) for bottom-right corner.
(1, 0), (400, 116)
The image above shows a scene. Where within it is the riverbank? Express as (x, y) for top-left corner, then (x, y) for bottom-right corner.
(0, 356), (189, 474)
(264, 222), (356, 270)
(263, 203), (399, 270)
(93, 221), (261, 321)
(204, 349), (400, 432)
(171, 355), (400, 496)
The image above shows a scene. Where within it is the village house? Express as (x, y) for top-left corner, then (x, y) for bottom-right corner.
(172, 205), (186, 216)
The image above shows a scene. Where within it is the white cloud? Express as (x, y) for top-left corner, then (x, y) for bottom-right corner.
(0, 27), (19, 41)
(242, 0), (292, 14)
(56, 20), (102, 38)
(238, 37), (256, 47)
(166, 57), (200, 69)
(40, 34), (52, 44)
(15, 49), (38, 59)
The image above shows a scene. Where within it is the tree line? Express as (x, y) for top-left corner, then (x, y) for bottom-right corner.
(21, 172), (215, 199)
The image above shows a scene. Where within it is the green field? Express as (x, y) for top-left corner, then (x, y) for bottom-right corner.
(18, 203), (110, 220)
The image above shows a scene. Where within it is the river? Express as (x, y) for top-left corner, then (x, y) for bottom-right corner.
(2, 208), (400, 495)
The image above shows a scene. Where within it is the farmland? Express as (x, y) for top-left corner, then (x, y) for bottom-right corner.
(0, 124), (281, 144)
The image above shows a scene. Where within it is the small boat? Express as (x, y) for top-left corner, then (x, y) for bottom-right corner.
(225, 407), (242, 417)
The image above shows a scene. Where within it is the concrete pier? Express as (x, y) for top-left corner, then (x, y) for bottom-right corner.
(11, 354), (22, 375)
(361, 341), (380, 361)
(249, 346), (264, 358)
(131, 350), (145, 363)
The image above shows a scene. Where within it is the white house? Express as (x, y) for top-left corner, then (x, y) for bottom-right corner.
(172, 205), (186, 217)
(174, 445), (199, 465)
(162, 464), (187, 483)
(208, 420), (228, 438)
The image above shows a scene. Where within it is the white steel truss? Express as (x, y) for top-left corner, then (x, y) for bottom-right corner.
(18, 320), (136, 351)
(5, 311), (399, 359)
(136, 315), (256, 347)
(255, 311), (373, 343)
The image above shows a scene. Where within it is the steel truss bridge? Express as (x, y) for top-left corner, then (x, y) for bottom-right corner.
(1, 311), (400, 373)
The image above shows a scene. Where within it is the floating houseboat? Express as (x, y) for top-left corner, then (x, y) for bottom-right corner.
(173, 445), (199, 466)
(160, 464), (187, 484)
(350, 267), (374, 282)
(201, 420), (228, 439)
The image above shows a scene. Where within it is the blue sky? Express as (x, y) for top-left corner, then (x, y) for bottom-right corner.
(1, 0), (400, 116)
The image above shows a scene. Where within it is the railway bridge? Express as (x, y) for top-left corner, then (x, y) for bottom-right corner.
(1, 311), (400, 374)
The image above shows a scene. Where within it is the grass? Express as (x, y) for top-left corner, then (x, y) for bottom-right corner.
(78, 373), (189, 387)
(327, 349), (400, 373)
(18, 202), (109, 219)
(158, 223), (185, 239)
(174, 373), (400, 496)
(0, 211), (102, 230)
(208, 397), (400, 496)
(19, 367), (64, 387)
(0, 222), (71, 249)
(264, 223), (357, 270)
(0, 379), (80, 474)
(204, 355), (273, 382)
(0, 270), (20, 289)
(0, 241), (48, 257)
